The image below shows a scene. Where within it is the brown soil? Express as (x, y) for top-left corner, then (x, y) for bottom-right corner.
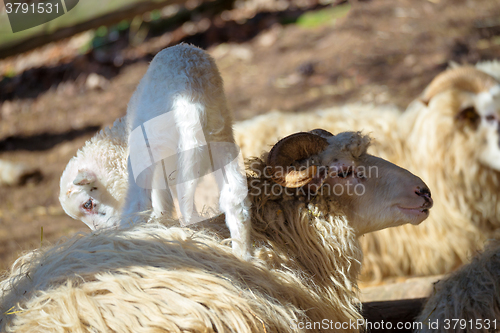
(1, 0), (500, 274)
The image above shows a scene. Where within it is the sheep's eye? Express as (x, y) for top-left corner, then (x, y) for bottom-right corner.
(338, 168), (353, 178)
(83, 199), (94, 211)
(486, 114), (496, 122)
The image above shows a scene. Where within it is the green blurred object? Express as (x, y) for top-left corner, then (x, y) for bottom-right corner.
(95, 25), (108, 37)
(150, 9), (162, 21)
(4, 67), (16, 78)
(117, 20), (130, 31)
(296, 4), (351, 29)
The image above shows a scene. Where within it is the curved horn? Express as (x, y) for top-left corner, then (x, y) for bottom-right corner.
(267, 132), (329, 188)
(308, 128), (334, 139)
(422, 67), (498, 104)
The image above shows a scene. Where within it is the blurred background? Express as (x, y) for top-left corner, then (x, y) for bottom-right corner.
(0, 0), (499, 274)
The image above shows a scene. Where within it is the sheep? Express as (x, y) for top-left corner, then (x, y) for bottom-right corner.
(415, 239), (500, 333)
(232, 62), (500, 280)
(3, 130), (433, 333)
(60, 44), (253, 260)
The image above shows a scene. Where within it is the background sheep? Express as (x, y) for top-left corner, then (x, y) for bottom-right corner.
(416, 239), (500, 333)
(233, 61), (500, 280)
(61, 44), (253, 260)
(3, 130), (432, 332)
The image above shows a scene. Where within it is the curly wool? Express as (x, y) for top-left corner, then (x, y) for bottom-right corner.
(246, 157), (363, 322)
(416, 240), (500, 333)
(0, 225), (312, 333)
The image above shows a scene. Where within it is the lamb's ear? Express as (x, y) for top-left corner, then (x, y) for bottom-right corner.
(73, 169), (97, 186)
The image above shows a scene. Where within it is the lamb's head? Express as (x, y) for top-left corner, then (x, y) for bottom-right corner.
(421, 66), (500, 170)
(59, 160), (122, 230)
(59, 119), (129, 230)
(267, 130), (433, 235)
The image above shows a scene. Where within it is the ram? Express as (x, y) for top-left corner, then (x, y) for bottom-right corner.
(2, 130), (432, 333)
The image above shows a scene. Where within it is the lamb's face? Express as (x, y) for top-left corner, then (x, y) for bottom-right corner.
(59, 160), (121, 230)
(318, 132), (433, 235)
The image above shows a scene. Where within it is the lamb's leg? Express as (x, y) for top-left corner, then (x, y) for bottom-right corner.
(172, 96), (207, 225)
(217, 153), (252, 260)
(120, 158), (153, 227)
(175, 158), (202, 224)
(151, 160), (175, 220)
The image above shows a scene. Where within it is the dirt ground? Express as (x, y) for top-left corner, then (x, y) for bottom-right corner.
(0, 0), (499, 279)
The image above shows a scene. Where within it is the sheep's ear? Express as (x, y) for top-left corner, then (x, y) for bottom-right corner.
(345, 133), (370, 158)
(455, 106), (479, 127)
(73, 169), (97, 186)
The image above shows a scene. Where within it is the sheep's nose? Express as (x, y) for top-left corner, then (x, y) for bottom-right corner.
(415, 186), (433, 208)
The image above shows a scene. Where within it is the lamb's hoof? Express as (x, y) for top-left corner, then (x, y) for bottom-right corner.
(232, 242), (253, 261)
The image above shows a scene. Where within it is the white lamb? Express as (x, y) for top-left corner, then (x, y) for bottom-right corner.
(60, 44), (252, 259)
(3, 130), (432, 332)
(232, 62), (500, 280)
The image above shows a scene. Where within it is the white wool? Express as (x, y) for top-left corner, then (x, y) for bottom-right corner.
(0, 224), (312, 333)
